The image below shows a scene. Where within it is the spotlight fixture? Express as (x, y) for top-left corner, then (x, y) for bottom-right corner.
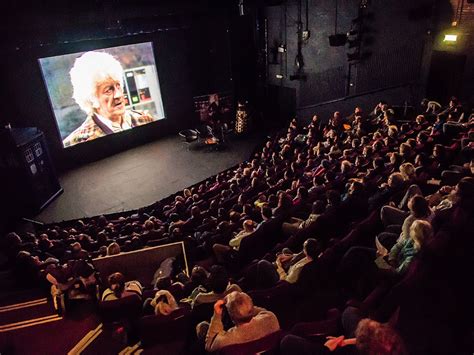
(443, 34), (458, 42)
(277, 45), (286, 53)
(295, 52), (304, 70)
(275, 74), (284, 79)
(238, 0), (244, 16)
(347, 29), (359, 36)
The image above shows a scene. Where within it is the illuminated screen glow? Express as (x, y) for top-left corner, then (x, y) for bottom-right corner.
(39, 42), (165, 148)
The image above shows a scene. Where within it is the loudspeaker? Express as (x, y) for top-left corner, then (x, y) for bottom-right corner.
(0, 127), (63, 218)
(329, 34), (347, 46)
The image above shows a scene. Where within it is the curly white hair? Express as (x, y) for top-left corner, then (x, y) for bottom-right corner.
(70, 51), (124, 114)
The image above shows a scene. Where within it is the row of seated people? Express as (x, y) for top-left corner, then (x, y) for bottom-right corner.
(92, 256), (405, 354)
(3, 96), (473, 353)
(95, 181), (471, 353)
(92, 173), (471, 353)
(37, 171), (473, 352)
(6, 99), (471, 271)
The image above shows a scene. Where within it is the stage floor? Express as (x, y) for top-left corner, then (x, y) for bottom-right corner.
(34, 132), (263, 224)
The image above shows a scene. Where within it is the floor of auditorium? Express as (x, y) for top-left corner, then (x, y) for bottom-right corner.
(34, 131), (264, 224)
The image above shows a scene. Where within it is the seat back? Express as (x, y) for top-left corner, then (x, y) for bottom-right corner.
(98, 294), (143, 323)
(237, 216), (286, 267)
(248, 282), (293, 315)
(191, 302), (215, 326)
(218, 330), (283, 355)
(139, 307), (191, 347)
(259, 215), (285, 244)
(238, 233), (265, 266)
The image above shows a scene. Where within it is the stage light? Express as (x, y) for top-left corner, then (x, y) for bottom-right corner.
(347, 29), (359, 36)
(238, 0), (245, 16)
(275, 74), (283, 79)
(443, 34), (457, 42)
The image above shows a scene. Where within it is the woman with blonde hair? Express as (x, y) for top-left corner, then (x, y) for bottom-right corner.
(340, 218), (433, 298)
(399, 162), (416, 182)
(150, 290), (179, 316)
(380, 219), (432, 275)
(106, 242), (121, 256)
(409, 219), (432, 250)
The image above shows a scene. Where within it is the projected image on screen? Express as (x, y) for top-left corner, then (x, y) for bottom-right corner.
(39, 42), (165, 148)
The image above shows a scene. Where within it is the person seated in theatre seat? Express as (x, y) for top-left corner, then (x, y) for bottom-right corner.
(46, 259), (97, 309)
(196, 291), (280, 352)
(106, 242), (121, 256)
(186, 265), (241, 308)
(172, 265), (209, 299)
(101, 272), (143, 301)
(63, 51), (155, 147)
(241, 238), (322, 290)
(339, 219), (432, 299)
(143, 289), (180, 317)
(212, 219), (256, 263)
(282, 200), (325, 237)
(280, 318), (407, 355)
(64, 241), (90, 261)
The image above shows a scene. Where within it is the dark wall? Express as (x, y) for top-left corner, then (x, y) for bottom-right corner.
(0, 4), (238, 171)
(428, 0), (474, 104)
(262, 0), (463, 119)
(297, 84), (418, 125)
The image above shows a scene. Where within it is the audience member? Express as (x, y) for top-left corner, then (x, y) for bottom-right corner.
(101, 272), (143, 301)
(197, 291), (280, 352)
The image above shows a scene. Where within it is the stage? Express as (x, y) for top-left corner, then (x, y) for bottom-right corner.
(34, 132), (263, 224)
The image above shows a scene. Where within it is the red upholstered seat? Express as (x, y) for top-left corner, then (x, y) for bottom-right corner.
(98, 294), (142, 323)
(290, 308), (341, 338)
(218, 330), (284, 355)
(139, 307), (191, 348)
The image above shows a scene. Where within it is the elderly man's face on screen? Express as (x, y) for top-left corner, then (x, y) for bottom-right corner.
(95, 78), (126, 121)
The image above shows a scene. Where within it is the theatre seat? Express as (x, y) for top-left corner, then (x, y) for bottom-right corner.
(218, 330), (284, 355)
(290, 308), (341, 339)
(139, 307), (191, 350)
(98, 294), (143, 323)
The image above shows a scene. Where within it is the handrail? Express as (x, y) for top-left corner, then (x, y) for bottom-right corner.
(297, 82), (418, 111)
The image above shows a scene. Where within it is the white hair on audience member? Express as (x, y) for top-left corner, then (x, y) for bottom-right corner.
(70, 51), (124, 114)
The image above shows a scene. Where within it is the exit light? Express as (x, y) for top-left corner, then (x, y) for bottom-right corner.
(443, 34), (458, 42)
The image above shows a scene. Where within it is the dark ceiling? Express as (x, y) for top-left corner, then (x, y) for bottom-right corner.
(1, 0), (286, 47)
